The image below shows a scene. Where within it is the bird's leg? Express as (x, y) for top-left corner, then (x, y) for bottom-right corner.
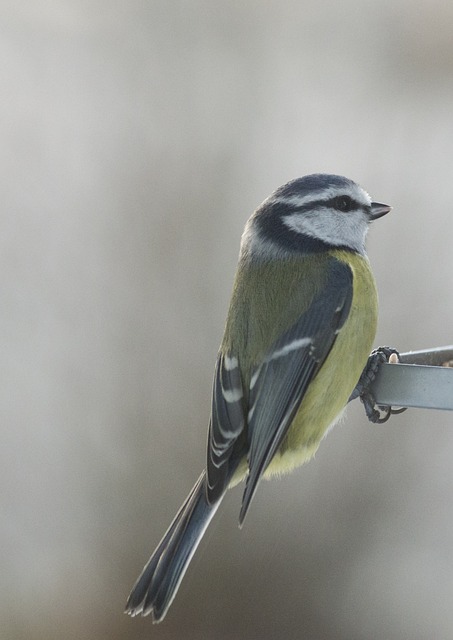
(349, 346), (407, 423)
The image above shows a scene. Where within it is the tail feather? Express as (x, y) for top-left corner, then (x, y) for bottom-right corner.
(125, 471), (221, 622)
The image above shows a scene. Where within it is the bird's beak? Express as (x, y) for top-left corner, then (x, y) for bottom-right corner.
(370, 201), (392, 220)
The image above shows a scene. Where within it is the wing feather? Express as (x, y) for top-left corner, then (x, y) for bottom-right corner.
(206, 353), (245, 502)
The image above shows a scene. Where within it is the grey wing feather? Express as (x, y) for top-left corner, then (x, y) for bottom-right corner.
(239, 259), (353, 524)
(206, 353), (245, 503)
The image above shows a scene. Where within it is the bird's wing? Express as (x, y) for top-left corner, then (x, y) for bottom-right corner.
(239, 258), (353, 523)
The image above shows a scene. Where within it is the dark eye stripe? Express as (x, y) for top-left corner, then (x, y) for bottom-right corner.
(328, 196), (359, 212)
(278, 197), (362, 214)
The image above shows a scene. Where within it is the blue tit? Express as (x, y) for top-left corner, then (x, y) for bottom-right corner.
(126, 173), (391, 621)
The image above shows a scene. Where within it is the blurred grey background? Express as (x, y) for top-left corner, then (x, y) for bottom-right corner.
(2, 2), (453, 639)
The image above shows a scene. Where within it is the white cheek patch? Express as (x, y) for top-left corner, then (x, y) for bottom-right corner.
(283, 208), (368, 254)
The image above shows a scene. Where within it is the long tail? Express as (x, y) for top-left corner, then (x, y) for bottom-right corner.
(125, 471), (221, 622)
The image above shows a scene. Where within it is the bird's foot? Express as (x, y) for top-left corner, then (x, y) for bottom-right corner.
(349, 346), (408, 423)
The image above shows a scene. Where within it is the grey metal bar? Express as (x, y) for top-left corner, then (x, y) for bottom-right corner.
(369, 346), (453, 410)
(398, 345), (453, 366)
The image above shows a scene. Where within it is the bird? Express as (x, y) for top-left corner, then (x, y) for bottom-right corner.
(125, 173), (391, 622)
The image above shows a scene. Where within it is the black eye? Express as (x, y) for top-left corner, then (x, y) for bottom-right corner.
(333, 196), (354, 212)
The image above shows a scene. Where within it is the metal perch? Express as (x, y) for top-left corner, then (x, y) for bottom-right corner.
(370, 346), (453, 411)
